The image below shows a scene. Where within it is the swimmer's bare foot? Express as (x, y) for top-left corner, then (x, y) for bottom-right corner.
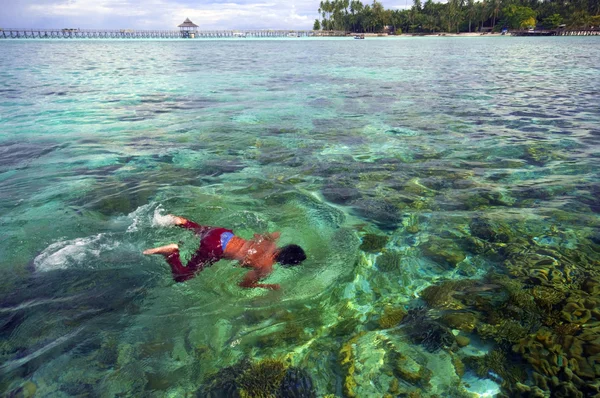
(143, 243), (179, 256)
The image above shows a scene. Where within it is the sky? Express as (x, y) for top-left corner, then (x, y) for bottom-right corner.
(0, 0), (414, 30)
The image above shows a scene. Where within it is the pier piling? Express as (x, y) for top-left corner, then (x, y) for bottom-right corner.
(0, 28), (346, 39)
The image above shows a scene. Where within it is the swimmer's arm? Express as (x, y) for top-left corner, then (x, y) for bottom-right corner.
(239, 268), (279, 290)
(169, 215), (211, 234)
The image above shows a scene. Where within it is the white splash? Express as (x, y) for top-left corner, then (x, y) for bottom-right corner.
(152, 207), (177, 228)
(33, 234), (120, 272)
(126, 204), (176, 233)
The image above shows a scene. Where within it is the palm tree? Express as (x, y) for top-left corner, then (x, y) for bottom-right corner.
(467, 0), (476, 32)
(490, 0), (502, 29)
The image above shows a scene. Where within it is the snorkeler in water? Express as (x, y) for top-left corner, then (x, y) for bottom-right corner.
(143, 215), (306, 289)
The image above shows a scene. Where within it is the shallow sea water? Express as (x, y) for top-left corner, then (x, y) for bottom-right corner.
(1, 37), (599, 397)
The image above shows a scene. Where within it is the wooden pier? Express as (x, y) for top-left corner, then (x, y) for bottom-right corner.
(0, 28), (346, 39)
(511, 28), (600, 36)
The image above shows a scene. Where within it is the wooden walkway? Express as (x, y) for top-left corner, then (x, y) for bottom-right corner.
(0, 28), (346, 39)
(511, 28), (600, 36)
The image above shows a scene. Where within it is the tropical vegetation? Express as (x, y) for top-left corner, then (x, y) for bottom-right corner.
(314, 0), (600, 33)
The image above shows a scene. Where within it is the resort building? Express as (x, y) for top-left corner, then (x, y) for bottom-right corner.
(178, 18), (199, 38)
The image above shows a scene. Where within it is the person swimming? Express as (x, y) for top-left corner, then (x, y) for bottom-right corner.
(143, 215), (306, 289)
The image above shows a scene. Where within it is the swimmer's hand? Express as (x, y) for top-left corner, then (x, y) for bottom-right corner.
(169, 215), (189, 226)
(239, 269), (279, 290)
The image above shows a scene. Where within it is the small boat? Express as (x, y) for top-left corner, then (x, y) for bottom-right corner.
(354, 34), (365, 39)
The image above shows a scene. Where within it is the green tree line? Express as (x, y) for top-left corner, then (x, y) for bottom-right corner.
(313, 0), (600, 33)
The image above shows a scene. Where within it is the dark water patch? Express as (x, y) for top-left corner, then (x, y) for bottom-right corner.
(308, 98), (333, 108)
(43, 91), (68, 96)
(518, 126), (550, 133)
(321, 176), (362, 205)
(117, 115), (150, 122)
(351, 198), (402, 230)
(510, 111), (558, 119)
(71, 164), (123, 177)
(0, 267), (151, 380)
(0, 142), (68, 170)
(73, 180), (158, 216)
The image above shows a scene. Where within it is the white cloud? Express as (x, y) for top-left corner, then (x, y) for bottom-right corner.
(0, 0), (421, 30)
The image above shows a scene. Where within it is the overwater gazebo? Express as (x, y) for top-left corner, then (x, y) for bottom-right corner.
(178, 18), (198, 38)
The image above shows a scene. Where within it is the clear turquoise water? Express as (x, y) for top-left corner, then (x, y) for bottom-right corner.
(1, 37), (599, 396)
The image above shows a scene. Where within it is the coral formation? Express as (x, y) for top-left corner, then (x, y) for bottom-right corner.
(376, 250), (403, 272)
(464, 349), (527, 385)
(401, 307), (455, 352)
(359, 233), (389, 253)
(237, 359), (287, 398)
(420, 236), (466, 268)
(378, 305), (407, 329)
(338, 332), (365, 398)
(201, 358), (316, 398)
(440, 312), (477, 333)
(419, 280), (474, 310)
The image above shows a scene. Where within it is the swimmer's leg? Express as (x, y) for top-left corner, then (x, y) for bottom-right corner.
(143, 244), (194, 282)
(143, 243), (179, 256)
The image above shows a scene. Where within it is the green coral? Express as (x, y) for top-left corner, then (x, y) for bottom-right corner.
(420, 280), (474, 310)
(359, 233), (389, 253)
(441, 312), (477, 333)
(465, 349), (526, 384)
(376, 250), (402, 272)
(420, 236), (466, 268)
(238, 359), (287, 398)
(378, 305), (407, 329)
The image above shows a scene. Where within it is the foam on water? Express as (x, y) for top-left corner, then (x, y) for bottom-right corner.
(33, 234), (120, 272)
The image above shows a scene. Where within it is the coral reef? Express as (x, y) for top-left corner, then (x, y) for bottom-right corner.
(237, 359), (287, 398)
(401, 307), (455, 352)
(359, 233), (389, 253)
(378, 305), (407, 329)
(201, 359), (316, 398)
(279, 367), (317, 398)
(376, 250), (403, 272)
(420, 236), (466, 268)
(464, 349), (527, 385)
(440, 312), (477, 333)
(419, 280), (475, 310)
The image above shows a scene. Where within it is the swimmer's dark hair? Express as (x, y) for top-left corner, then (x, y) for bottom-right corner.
(276, 244), (306, 267)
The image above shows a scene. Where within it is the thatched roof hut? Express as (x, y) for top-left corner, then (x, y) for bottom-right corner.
(178, 18), (199, 30)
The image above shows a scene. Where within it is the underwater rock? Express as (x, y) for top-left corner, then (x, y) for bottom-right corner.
(455, 335), (470, 348)
(352, 199), (402, 230)
(359, 233), (389, 253)
(8, 381), (37, 398)
(469, 217), (512, 243)
(321, 182), (362, 205)
(376, 250), (403, 272)
(394, 352), (429, 384)
(420, 236), (466, 268)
